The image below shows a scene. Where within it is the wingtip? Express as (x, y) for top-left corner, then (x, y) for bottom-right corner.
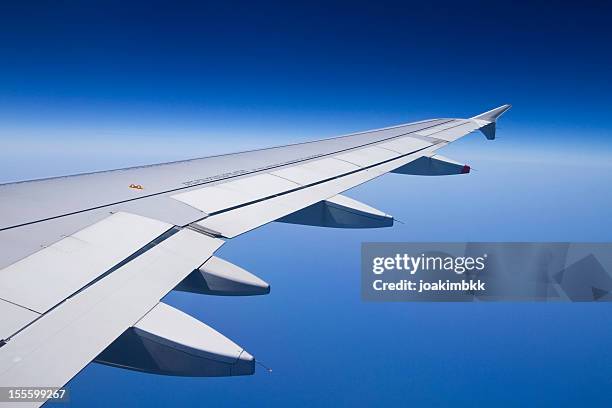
(471, 104), (512, 122)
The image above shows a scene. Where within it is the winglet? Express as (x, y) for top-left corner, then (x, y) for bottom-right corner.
(471, 104), (511, 140)
(471, 104), (512, 122)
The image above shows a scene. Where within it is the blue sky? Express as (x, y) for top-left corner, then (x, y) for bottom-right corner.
(1, 1), (611, 183)
(1, 1), (611, 406)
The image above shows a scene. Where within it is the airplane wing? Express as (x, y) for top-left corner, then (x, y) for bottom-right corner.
(0, 104), (510, 406)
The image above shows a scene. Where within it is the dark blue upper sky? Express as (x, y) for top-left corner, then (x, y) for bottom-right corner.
(0, 1), (610, 142)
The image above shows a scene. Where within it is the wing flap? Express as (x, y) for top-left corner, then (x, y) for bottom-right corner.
(0, 228), (223, 400)
(378, 136), (434, 154)
(0, 300), (39, 341)
(271, 157), (360, 185)
(414, 119), (469, 136)
(334, 146), (400, 167)
(196, 144), (440, 238)
(426, 121), (481, 142)
(172, 173), (299, 215)
(0, 212), (172, 315)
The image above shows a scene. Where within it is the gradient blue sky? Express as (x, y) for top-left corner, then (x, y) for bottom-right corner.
(1, 1), (611, 407)
(1, 1), (611, 181)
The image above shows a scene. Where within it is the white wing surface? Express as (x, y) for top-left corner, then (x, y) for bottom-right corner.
(0, 104), (510, 406)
